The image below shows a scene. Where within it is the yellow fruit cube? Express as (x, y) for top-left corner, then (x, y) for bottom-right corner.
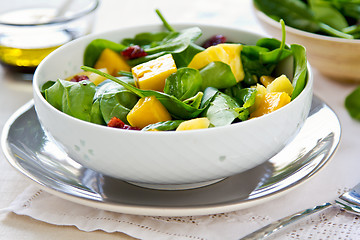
(132, 54), (177, 92)
(266, 74), (294, 96)
(94, 48), (131, 76)
(176, 117), (210, 131)
(88, 68), (109, 85)
(188, 43), (244, 82)
(259, 75), (275, 87)
(249, 84), (267, 113)
(250, 92), (291, 118)
(127, 96), (171, 129)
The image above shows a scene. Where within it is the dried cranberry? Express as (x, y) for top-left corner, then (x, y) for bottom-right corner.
(107, 117), (140, 130)
(121, 45), (148, 59)
(202, 35), (227, 48)
(70, 75), (89, 82)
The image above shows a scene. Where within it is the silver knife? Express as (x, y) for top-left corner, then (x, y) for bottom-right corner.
(241, 182), (360, 239)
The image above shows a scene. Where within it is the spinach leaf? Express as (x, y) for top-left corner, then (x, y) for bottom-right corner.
(90, 100), (105, 125)
(95, 80), (138, 124)
(290, 44), (308, 100)
(241, 45), (273, 85)
(256, 38), (292, 64)
(142, 120), (184, 131)
(126, 27), (202, 66)
(183, 92), (203, 108)
(121, 32), (170, 47)
(254, 0), (320, 32)
(40, 81), (55, 94)
(199, 61), (237, 90)
(81, 66), (217, 119)
(44, 79), (96, 122)
(308, 0), (348, 30)
(345, 86), (360, 121)
(222, 87), (257, 121)
(172, 43), (204, 68)
(202, 92), (242, 127)
(154, 9), (204, 68)
(83, 39), (127, 67)
(163, 67), (202, 101)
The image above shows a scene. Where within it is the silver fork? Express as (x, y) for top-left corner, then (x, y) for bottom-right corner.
(241, 182), (360, 239)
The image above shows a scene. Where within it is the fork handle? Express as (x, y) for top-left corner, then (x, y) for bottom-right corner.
(240, 202), (332, 240)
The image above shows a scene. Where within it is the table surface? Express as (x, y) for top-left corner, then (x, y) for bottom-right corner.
(1, 0), (360, 239)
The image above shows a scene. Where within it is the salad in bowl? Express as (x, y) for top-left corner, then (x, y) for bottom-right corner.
(33, 10), (313, 188)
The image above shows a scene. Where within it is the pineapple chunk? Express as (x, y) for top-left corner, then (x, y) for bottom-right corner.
(188, 43), (244, 82)
(266, 74), (294, 96)
(250, 92), (291, 118)
(176, 118), (210, 131)
(132, 54), (177, 92)
(94, 48), (131, 76)
(127, 96), (171, 129)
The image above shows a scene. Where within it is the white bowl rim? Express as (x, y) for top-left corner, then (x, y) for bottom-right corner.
(33, 22), (313, 136)
(252, 1), (360, 44)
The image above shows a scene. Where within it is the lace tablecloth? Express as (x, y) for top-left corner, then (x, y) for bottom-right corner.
(1, 0), (360, 239)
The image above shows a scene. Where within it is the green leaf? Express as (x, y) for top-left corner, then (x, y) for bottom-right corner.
(142, 120), (184, 131)
(172, 43), (204, 68)
(199, 61), (237, 90)
(126, 27), (202, 66)
(254, 0), (320, 32)
(256, 38), (292, 64)
(182, 92), (203, 108)
(164, 67), (202, 101)
(121, 32), (170, 47)
(202, 92), (242, 127)
(345, 86), (360, 121)
(83, 39), (127, 67)
(308, 0), (348, 30)
(44, 79), (96, 122)
(40, 81), (55, 94)
(96, 80), (138, 124)
(146, 27), (202, 54)
(290, 44), (308, 100)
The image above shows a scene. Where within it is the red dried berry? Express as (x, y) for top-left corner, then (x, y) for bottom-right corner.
(121, 45), (148, 60)
(70, 75), (89, 82)
(107, 117), (140, 131)
(202, 35), (227, 48)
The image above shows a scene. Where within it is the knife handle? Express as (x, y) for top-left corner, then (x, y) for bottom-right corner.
(240, 202), (332, 240)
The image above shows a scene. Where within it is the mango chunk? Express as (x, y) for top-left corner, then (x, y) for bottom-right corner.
(94, 48), (131, 76)
(176, 118), (210, 131)
(266, 74), (294, 96)
(88, 68), (109, 85)
(127, 96), (171, 129)
(132, 54), (177, 92)
(250, 92), (291, 118)
(249, 84), (267, 113)
(259, 75), (275, 87)
(188, 43), (244, 82)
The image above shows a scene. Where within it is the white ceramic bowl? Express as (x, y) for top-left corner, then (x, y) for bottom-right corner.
(33, 24), (313, 189)
(252, 2), (360, 83)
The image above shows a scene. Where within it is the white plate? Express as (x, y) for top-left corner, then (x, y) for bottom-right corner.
(1, 96), (341, 216)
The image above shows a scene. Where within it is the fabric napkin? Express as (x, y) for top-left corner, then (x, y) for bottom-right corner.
(2, 185), (360, 240)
